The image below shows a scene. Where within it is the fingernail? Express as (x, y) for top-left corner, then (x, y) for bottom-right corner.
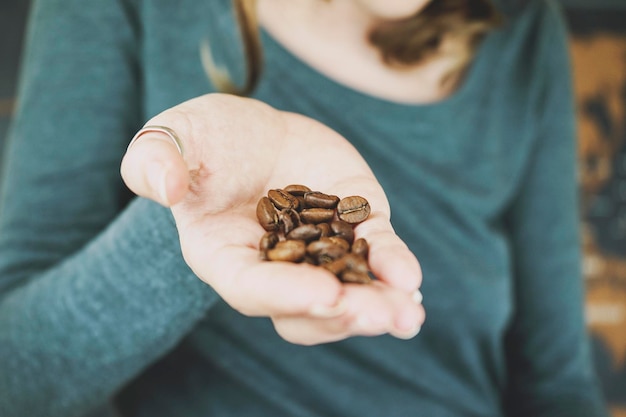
(309, 299), (346, 318)
(412, 290), (423, 304)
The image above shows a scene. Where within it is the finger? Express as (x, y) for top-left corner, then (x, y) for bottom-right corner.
(120, 132), (190, 207)
(354, 214), (423, 293)
(177, 205), (350, 319)
(271, 281), (425, 345)
(187, 214), (348, 317)
(208, 244), (348, 318)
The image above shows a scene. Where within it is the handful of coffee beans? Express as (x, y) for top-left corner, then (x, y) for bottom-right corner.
(256, 184), (373, 284)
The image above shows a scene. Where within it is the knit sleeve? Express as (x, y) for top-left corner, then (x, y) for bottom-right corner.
(502, 2), (607, 416)
(0, 0), (217, 416)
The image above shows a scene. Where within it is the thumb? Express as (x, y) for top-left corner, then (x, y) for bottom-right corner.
(120, 130), (190, 207)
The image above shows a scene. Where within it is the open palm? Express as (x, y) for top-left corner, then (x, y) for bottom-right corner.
(121, 93), (424, 345)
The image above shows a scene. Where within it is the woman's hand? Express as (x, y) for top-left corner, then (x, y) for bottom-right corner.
(121, 93), (424, 345)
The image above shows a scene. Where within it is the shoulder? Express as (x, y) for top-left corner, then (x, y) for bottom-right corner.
(460, 0), (575, 150)
(482, 0), (573, 104)
(491, 0), (570, 53)
(490, 0), (570, 58)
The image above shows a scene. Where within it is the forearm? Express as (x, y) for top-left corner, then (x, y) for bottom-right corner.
(0, 198), (217, 417)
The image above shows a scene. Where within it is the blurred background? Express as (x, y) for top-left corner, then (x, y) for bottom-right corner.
(565, 3), (626, 417)
(1, 0), (625, 415)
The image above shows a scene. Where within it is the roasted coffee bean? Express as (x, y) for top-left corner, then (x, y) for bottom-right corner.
(322, 253), (368, 278)
(268, 189), (299, 210)
(304, 191), (340, 209)
(256, 197), (279, 231)
(317, 244), (348, 264)
(340, 270), (372, 284)
(296, 195), (307, 210)
(326, 236), (351, 251)
(284, 184), (311, 196)
(266, 240), (306, 262)
(337, 196), (371, 224)
(330, 220), (355, 244)
(279, 208), (300, 235)
(259, 231), (280, 253)
(300, 208), (335, 224)
(306, 237), (348, 262)
(286, 224), (322, 242)
(342, 253), (369, 274)
(322, 256), (348, 276)
(317, 222), (332, 238)
(306, 238), (334, 256)
(257, 186), (373, 284)
(351, 237), (369, 259)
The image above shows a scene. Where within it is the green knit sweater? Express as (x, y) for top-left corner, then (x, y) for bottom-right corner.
(0, 0), (608, 416)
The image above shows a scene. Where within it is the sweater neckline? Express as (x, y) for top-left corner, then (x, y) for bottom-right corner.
(259, 27), (491, 117)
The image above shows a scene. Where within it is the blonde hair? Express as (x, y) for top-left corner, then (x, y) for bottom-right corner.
(201, 0), (503, 96)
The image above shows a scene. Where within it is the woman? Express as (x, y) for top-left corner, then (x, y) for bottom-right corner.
(0, 0), (608, 416)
